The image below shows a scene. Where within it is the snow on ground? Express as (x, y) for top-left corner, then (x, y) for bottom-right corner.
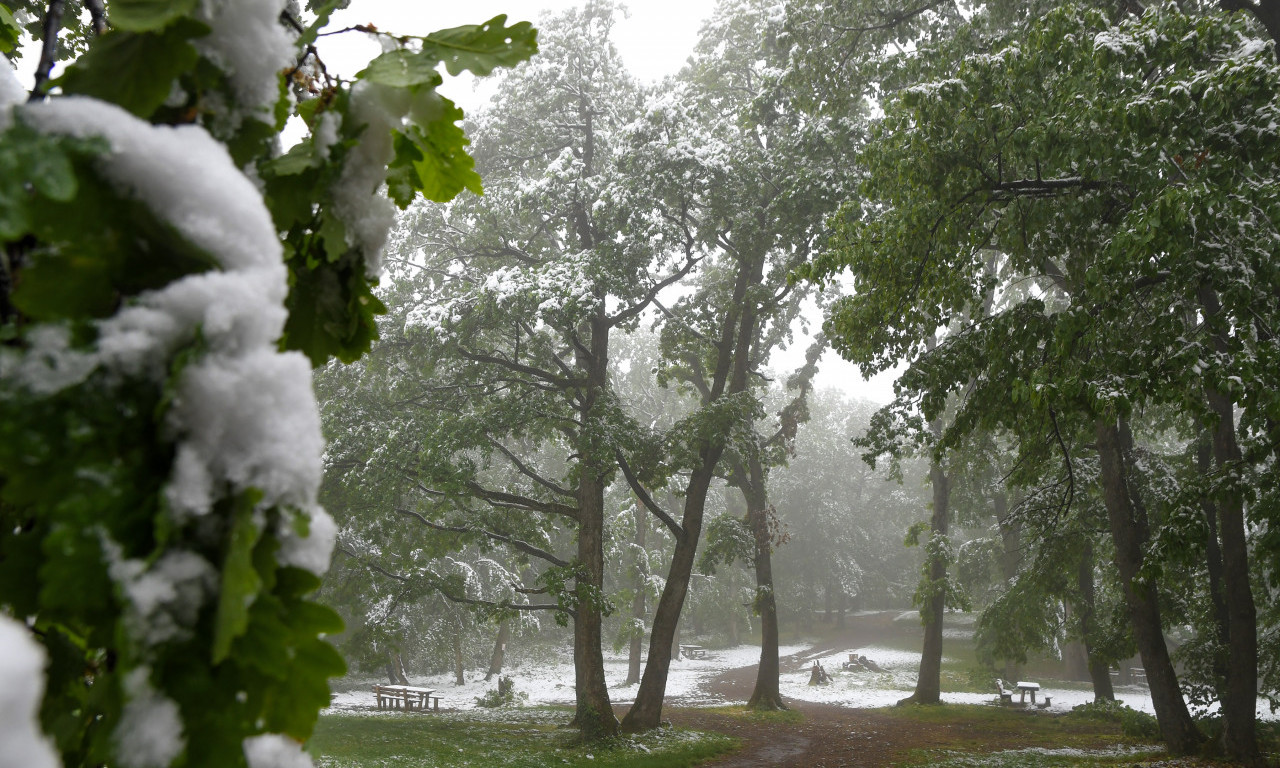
(328, 643), (808, 713)
(326, 612), (1277, 720)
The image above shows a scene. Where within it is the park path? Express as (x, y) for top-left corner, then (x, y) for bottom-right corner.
(652, 615), (930, 768)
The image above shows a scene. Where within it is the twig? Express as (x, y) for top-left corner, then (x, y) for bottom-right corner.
(30, 0), (66, 102)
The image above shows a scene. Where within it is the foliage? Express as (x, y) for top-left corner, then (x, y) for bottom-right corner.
(0, 2), (533, 767)
(474, 675), (527, 708)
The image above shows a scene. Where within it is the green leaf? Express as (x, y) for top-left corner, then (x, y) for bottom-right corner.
(360, 49), (445, 88)
(387, 95), (483, 205)
(108, 0), (199, 32)
(0, 4), (21, 54)
(422, 15), (538, 77)
(58, 21), (205, 118)
(298, 0), (341, 47)
(212, 494), (264, 663)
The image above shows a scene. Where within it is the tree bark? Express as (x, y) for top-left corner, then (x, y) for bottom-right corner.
(1095, 417), (1203, 754)
(1201, 396), (1261, 762)
(386, 650), (409, 685)
(620, 245), (762, 733)
(570, 310), (620, 739)
(485, 620), (510, 682)
(622, 464), (719, 731)
(900, 448), (948, 705)
(743, 453), (786, 711)
(994, 489), (1022, 684)
(625, 500), (647, 686)
(453, 631), (466, 686)
(1075, 539), (1115, 702)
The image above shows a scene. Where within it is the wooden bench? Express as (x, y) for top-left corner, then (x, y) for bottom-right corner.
(680, 644), (707, 659)
(994, 678), (1014, 704)
(372, 684), (439, 711)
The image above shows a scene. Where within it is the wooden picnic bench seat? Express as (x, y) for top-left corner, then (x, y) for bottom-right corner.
(680, 644), (707, 659)
(994, 678), (1014, 704)
(372, 684), (439, 711)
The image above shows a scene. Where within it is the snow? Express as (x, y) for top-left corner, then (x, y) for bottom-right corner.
(327, 632), (1280, 721)
(331, 80), (405, 278)
(195, 0), (296, 126)
(105, 546), (216, 647)
(244, 734), (315, 768)
(0, 615), (59, 768)
(0, 59), (23, 107)
(114, 667), (185, 768)
(7, 96), (332, 574)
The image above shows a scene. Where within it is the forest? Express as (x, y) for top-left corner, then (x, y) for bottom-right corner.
(1, 0), (1279, 767)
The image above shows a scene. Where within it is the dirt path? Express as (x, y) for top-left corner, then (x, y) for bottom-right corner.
(659, 629), (920, 768)
(649, 615), (1050, 768)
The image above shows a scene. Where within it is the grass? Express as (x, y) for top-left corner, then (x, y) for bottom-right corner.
(882, 703), (1261, 768)
(308, 709), (738, 768)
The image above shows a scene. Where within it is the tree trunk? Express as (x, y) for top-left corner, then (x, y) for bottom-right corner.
(994, 489), (1022, 683)
(1095, 417), (1203, 754)
(743, 454), (786, 711)
(621, 245), (761, 733)
(569, 310), (619, 739)
(621, 464), (719, 732)
(1197, 284), (1262, 765)
(386, 650), (409, 685)
(453, 631), (465, 686)
(626, 500), (647, 686)
(1075, 539), (1114, 702)
(1197, 433), (1232, 706)
(485, 620), (510, 682)
(901, 450), (948, 705)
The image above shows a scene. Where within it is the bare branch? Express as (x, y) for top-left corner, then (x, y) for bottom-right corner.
(615, 449), (683, 539)
(486, 435), (574, 498)
(394, 507), (570, 567)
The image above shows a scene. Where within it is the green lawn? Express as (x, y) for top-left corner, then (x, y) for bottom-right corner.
(308, 710), (738, 768)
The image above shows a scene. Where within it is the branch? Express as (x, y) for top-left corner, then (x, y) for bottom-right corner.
(614, 449), (683, 539)
(394, 507), (571, 568)
(457, 347), (574, 388)
(486, 436), (574, 498)
(989, 177), (1118, 200)
(336, 545), (571, 616)
(467, 481), (580, 522)
(30, 0), (65, 101)
(608, 252), (704, 328)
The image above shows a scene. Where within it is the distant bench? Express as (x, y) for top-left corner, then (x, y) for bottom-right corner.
(372, 684), (439, 711)
(680, 644), (707, 659)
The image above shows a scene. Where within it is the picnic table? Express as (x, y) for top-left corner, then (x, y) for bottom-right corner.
(1015, 681), (1040, 705)
(372, 684), (440, 711)
(680, 644), (707, 659)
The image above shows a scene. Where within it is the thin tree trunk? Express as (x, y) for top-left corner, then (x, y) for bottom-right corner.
(1197, 284), (1262, 766)
(1095, 417), (1203, 754)
(453, 632), (465, 686)
(1197, 434), (1232, 704)
(621, 246), (761, 733)
(1075, 539), (1114, 702)
(901, 448), (948, 705)
(994, 488), (1022, 683)
(485, 621), (510, 682)
(626, 500), (647, 686)
(622, 463), (719, 731)
(743, 454), (785, 711)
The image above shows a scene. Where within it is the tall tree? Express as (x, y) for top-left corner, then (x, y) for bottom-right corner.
(803, 5), (1280, 759)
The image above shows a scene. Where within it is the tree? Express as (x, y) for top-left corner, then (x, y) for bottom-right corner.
(0, 2), (533, 766)
(803, 5), (1280, 759)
